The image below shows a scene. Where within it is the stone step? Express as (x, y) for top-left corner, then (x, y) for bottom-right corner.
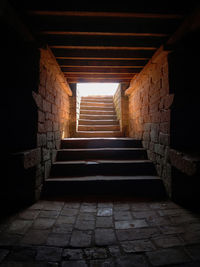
(76, 131), (122, 138)
(78, 125), (120, 131)
(81, 101), (114, 107)
(61, 138), (143, 149)
(80, 105), (115, 111)
(50, 160), (157, 177)
(57, 148), (147, 161)
(80, 114), (117, 120)
(80, 110), (116, 115)
(81, 96), (113, 102)
(44, 175), (166, 198)
(79, 119), (119, 125)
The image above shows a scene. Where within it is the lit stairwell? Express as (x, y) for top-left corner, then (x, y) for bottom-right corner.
(76, 95), (122, 137)
(44, 138), (166, 198)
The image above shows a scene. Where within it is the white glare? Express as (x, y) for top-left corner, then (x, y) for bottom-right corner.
(77, 83), (119, 96)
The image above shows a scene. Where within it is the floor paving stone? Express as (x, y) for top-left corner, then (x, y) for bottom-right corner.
(61, 260), (88, 267)
(115, 254), (149, 267)
(46, 233), (70, 247)
(39, 210), (60, 219)
(52, 223), (73, 234)
(97, 207), (113, 216)
(63, 248), (83, 260)
(21, 229), (50, 245)
(121, 239), (156, 252)
(90, 259), (115, 267)
(146, 247), (191, 266)
(152, 235), (183, 248)
(36, 246), (62, 262)
(96, 216), (113, 228)
(113, 211), (132, 221)
(84, 247), (107, 260)
(55, 216), (76, 225)
(60, 208), (79, 216)
(7, 219), (33, 234)
(6, 246), (36, 262)
(32, 218), (55, 230)
(70, 230), (92, 247)
(95, 229), (116, 246)
(115, 219), (148, 229)
(75, 220), (95, 230)
(0, 249), (9, 263)
(18, 210), (40, 220)
(116, 227), (160, 241)
(1, 198), (200, 266)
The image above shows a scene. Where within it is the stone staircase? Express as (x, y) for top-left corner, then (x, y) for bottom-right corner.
(76, 95), (122, 137)
(44, 138), (166, 198)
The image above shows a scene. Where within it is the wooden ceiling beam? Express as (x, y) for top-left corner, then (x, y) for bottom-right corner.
(29, 10), (183, 19)
(56, 57), (150, 60)
(67, 78), (132, 83)
(50, 45), (156, 51)
(39, 31), (169, 37)
(61, 67), (141, 73)
(64, 73), (134, 78)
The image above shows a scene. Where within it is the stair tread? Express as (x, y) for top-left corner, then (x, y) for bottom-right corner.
(57, 148), (146, 152)
(46, 175), (161, 181)
(53, 159), (152, 164)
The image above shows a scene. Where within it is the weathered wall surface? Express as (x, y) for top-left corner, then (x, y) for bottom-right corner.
(126, 49), (174, 195)
(32, 47), (71, 199)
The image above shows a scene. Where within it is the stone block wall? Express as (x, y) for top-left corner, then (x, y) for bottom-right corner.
(126, 48), (174, 195)
(32, 47), (72, 200)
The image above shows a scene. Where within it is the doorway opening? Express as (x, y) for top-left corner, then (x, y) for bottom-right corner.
(77, 83), (119, 97)
(76, 83), (122, 137)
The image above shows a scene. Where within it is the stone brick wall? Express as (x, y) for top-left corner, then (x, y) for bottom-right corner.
(113, 84), (129, 136)
(32, 47), (72, 199)
(126, 48), (174, 195)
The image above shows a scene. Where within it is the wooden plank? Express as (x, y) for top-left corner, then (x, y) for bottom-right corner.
(64, 73), (134, 78)
(52, 48), (155, 59)
(59, 64), (145, 68)
(39, 31), (169, 37)
(29, 10), (183, 19)
(50, 45), (156, 50)
(56, 57), (150, 60)
(44, 35), (166, 47)
(61, 67), (141, 73)
(67, 78), (132, 83)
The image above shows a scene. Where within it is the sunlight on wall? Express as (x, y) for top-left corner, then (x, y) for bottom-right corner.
(77, 83), (119, 96)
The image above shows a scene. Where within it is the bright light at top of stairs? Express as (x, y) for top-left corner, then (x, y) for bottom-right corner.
(77, 83), (119, 96)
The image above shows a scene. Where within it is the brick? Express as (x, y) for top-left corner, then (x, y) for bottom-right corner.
(96, 217), (113, 228)
(38, 110), (45, 123)
(7, 220), (33, 235)
(159, 132), (169, 146)
(160, 110), (170, 122)
(150, 124), (159, 142)
(43, 99), (51, 113)
(21, 229), (49, 245)
(115, 220), (148, 229)
(33, 91), (43, 110)
(154, 144), (165, 156)
(152, 235), (182, 248)
(84, 248), (107, 260)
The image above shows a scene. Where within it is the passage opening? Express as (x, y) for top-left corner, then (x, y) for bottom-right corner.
(77, 83), (119, 96)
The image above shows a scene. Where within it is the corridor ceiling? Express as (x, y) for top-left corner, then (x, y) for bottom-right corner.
(10, 1), (197, 84)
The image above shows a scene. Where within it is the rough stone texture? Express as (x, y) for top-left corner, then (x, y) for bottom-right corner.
(127, 50), (173, 196)
(0, 198), (200, 266)
(113, 83), (129, 136)
(32, 48), (71, 201)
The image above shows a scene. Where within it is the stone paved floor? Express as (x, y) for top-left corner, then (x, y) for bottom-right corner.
(0, 196), (200, 266)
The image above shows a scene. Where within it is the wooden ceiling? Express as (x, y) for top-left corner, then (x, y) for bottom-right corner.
(11, 2), (196, 84)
